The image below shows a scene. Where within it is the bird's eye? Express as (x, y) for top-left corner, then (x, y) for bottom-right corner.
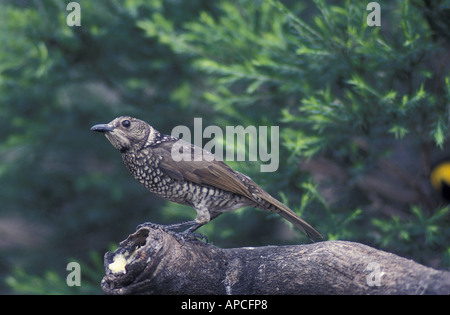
(122, 120), (131, 128)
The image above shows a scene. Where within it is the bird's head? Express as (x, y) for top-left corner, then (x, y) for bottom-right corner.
(91, 116), (154, 153)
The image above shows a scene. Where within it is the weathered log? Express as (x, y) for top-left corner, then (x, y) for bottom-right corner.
(101, 225), (450, 295)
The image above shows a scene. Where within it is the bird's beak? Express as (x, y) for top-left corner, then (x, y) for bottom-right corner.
(91, 124), (114, 133)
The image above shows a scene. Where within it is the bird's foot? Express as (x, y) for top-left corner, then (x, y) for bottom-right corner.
(136, 221), (208, 245)
(169, 230), (208, 246)
(136, 222), (166, 230)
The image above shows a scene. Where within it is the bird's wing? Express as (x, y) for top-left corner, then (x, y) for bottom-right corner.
(151, 139), (256, 200)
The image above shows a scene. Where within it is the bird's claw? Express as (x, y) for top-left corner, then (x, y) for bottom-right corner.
(136, 222), (208, 245)
(136, 222), (164, 230)
(177, 231), (209, 245)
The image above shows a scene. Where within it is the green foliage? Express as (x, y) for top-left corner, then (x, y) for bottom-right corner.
(372, 206), (450, 261)
(6, 268), (76, 295)
(6, 251), (103, 294)
(1, 0), (449, 294)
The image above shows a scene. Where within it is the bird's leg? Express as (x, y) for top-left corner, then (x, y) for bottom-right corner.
(173, 205), (225, 243)
(163, 202), (211, 243)
(137, 204), (213, 243)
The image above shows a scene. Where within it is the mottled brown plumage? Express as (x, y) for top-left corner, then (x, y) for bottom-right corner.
(91, 116), (322, 241)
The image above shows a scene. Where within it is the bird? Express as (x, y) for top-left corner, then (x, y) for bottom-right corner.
(430, 159), (450, 201)
(91, 116), (322, 241)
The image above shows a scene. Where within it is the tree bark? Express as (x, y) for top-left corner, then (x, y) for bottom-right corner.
(101, 225), (450, 295)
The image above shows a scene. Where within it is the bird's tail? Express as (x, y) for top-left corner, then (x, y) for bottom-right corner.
(259, 193), (323, 242)
(276, 206), (323, 242)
